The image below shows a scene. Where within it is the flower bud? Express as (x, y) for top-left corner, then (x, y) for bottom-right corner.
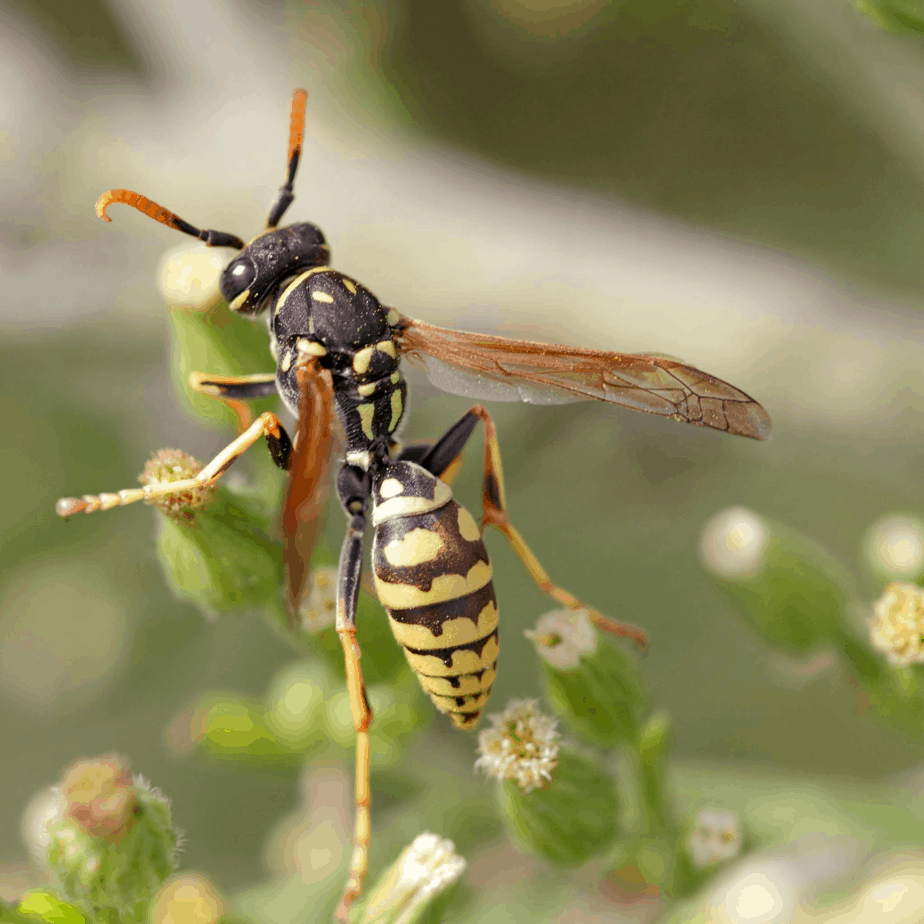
(159, 246), (223, 312)
(44, 756), (178, 920)
(357, 832), (466, 924)
(526, 608), (647, 747)
(140, 450), (215, 524)
(154, 489), (284, 617)
(700, 507), (852, 652)
(477, 700), (618, 865)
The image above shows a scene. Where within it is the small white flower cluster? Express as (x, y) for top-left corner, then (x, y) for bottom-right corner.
(362, 832), (466, 924)
(298, 566), (338, 632)
(475, 698), (560, 793)
(687, 807), (741, 869)
(869, 582), (924, 666)
(525, 608), (597, 670)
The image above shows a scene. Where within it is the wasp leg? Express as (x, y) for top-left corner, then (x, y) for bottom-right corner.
(333, 467), (373, 921)
(188, 371), (278, 431)
(424, 406), (648, 650)
(56, 412), (292, 517)
(396, 440), (464, 486)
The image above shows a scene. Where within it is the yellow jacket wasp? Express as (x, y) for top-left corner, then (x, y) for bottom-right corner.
(57, 89), (771, 919)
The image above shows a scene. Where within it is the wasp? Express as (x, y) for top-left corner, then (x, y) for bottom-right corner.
(57, 90), (771, 919)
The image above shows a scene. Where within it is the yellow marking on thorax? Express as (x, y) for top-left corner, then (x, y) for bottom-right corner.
(357, 382), (377, 397)
(389, 390), (403, 432)
(343, 278), (357, 294)
(376, 340), (396, 358)
(389, 600), (497, 650)
(312, 291), (334, 303)
(401, 633), (499, 678)
(387, 308), (401, 326)
(372, 481), (452, 525)
(383, 527), (444, 567)
(379, 478), (404, 499)
(353, 346), (375, 375)
(374, 560), (492, 609)
(276, 266), (332, 315)
(358, 403), (376, 440)
(390, 371), (401, 384)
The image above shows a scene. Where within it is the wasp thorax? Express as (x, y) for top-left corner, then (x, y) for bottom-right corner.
(220, 222), (328, 315)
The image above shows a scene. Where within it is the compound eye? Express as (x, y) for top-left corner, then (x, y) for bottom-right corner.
(220, 257), (257, 312)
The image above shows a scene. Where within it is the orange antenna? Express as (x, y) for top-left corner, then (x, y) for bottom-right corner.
(95, 189), (245, 249)
(266, 88), (308, 228)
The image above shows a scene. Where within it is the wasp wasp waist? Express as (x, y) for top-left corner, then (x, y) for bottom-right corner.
(57, 90), (771, 919)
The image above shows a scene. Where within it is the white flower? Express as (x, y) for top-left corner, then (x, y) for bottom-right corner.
(474, 699), (560, 793)
(524, 608), (597, 669)
(360, 833), (466, 924)
(687, 808), (741, 869)
(869, 582), (924, 666)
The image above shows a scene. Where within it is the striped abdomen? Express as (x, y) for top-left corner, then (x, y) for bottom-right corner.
(371, 463), (498, 730)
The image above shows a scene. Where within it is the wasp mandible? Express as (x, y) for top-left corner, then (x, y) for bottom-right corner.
(57, 89), (771, 919)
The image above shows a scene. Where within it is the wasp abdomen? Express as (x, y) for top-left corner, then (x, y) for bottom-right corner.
(371, 464), (498, 730)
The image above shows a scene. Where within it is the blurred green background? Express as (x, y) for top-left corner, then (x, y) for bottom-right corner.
(5, 0), (924, 920)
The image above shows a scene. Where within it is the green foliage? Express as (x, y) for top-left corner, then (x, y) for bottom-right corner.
(855, 0), (924, 34)
(14, 893), (86, 924)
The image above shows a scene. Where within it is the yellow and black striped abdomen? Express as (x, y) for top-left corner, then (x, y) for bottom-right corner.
(372, 493), (498, 731)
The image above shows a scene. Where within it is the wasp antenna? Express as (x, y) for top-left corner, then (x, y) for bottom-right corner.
(266, 88), (308, 228)
(95, 189), (245, 249)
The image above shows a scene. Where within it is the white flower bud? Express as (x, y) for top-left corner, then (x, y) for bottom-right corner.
(700, 507), (768, 579)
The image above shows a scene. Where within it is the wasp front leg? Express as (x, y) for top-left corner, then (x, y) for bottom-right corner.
(421, 406), (648, 650)
(56, 412), (292, 517)
(187, 370), (278, 431)
(333, 466), (374, 921)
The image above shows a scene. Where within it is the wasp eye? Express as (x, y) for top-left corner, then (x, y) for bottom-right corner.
(220, 257), (257, 312)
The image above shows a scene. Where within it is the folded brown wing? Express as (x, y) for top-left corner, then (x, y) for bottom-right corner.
(395, 318), (771, 440)
(283, 358), (335, 616)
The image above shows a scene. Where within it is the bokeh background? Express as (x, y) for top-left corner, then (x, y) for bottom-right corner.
(5, 0), (924, 920)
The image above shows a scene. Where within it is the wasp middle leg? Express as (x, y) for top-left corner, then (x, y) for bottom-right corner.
(414, 405), (648, 649)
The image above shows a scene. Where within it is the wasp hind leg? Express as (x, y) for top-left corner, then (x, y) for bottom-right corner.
(56, 412), (293, 517)
(333, 466), (374, 921)
(421, 405), (648, 650)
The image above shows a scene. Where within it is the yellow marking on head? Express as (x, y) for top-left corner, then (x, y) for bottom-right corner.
(389, 390), (403, 432)
(229, 288), (250, 312)
(387, 308), (400, 326)
(379, 478), (404, 499)
(296, 338), (327, 356)
(358, 402), (376, 440)
(416, 669), (496, 697)
(389, 600), (497, 650)
(372, 480), (452, 525)
(280, 352), (293, 373)
(401, 632), (499, 677)
(342, 278), (357, 294)
(390, 371), (401, 385)
(374, 560), (492, 609)
(311, 291), (334, 303)
(456, 507), (480, 542)
(353, 346), (375, 375)
(376, 339), (397, 358)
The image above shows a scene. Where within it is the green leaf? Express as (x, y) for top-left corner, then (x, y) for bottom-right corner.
(15, 894), (85, 924)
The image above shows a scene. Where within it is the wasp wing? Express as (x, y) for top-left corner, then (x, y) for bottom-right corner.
(283, 357), (336, 616)
(395, 317), (771, 440)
